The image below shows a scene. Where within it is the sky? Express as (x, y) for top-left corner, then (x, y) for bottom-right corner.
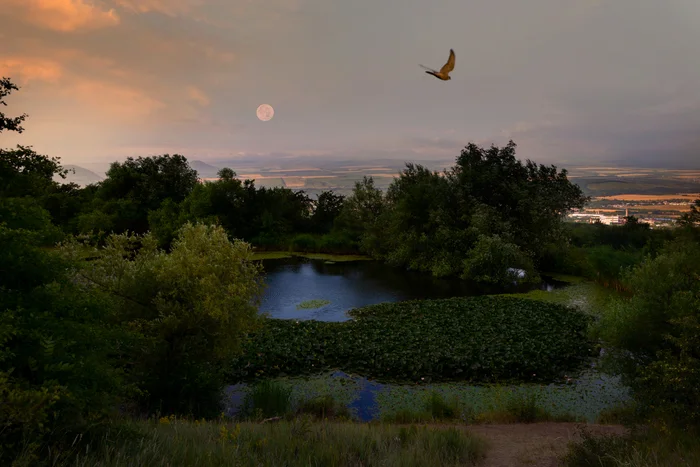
(1, 0), (699, 169)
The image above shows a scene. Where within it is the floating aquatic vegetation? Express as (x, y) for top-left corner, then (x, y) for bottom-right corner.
(230, 296), (593, 384)
(296, 299), (332, 310)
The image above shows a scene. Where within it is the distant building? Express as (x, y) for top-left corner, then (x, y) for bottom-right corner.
(567, 213), (624, 225)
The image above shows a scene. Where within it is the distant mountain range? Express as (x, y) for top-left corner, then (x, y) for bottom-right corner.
(54, 158), (700, 197)
(55, 165), (105, 186)
(55, 160), (224, 186)
(188, 160), (222, 178)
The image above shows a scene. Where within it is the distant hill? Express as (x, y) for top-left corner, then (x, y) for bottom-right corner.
(571, 176), (700, 197)
(189, 160), (222, 178)
(55, 165), (104, 186)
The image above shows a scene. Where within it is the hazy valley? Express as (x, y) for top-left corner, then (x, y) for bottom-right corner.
(59, 158), (700, 226)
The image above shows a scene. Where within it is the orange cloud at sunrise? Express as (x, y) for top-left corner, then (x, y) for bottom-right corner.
(187, 87), (211, 107)
(0, 57), (63, 84)
(4, 0), (120, 32)
(0, 52), (166, 122)
(0, 0), (698, 169)
(114, 0), (203, 17)
(70, 79), (167, 119)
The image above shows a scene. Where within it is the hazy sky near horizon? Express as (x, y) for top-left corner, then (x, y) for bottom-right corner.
(1, 0), (699, 168)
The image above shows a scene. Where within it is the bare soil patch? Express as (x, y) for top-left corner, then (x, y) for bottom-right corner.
(462, 423), (627, 467)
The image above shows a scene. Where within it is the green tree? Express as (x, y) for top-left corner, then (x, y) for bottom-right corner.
(1, 84), (129, 463)
(148, 198), (187, 248)
(0, 78), (93, 235)
(92, 154), (199, 234)
(0, 146), (67, 199)
(449, 141), (588, 262)
(177, 168), (249, 240)
(0, 197), (63, 244)
(346, 141), (587, 282)
(678, 199), (700, 228)
(176, 170), (314, 247)
(461, 234), (538, 285)
(597, 238), (700, 427)
(67, 223), (265, 417)
(1, 223), (130, 466)
(248, 187), (313, 245)
(311, 190), (345, 233)
(335, 176), (387, 255)
(381, 163), (466, 276)
(1, 77), (27, 133)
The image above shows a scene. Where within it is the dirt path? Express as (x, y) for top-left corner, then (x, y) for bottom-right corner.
(464, 423), (627, 467)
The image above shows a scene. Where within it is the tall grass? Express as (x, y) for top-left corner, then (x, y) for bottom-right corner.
(66, 419), (488, 467)
(296, 394), (353, 420)
(381, 389), (582, 424)
(240, 380), (354, 421)
(382, 391), (474, 423)
(562, 427), (700, 467)
(241, 380), (292, 419)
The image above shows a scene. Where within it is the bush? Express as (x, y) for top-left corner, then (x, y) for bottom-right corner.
(562, 428), (632, 467)
(318, 231), (359, 254)
(0, 197), (63, 244)
(289, 233), (318, 252)
(579, 245), (644, 289)
(1, 224), (129, 465)
(461, 234), (539, 286)
(562, 427), (700, 467)
(64, 222), (265, 418)
(597, 237), (700, 428)
(241, 380), (292, 420)
(636, 313), (700, 427)
(297, 394), (353, 420)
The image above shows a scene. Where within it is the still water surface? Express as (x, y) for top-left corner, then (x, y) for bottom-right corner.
(258, 257), (566, 322)
(226, 257), (629, 421)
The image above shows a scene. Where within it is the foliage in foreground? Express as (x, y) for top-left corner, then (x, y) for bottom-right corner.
(2, 82), (127, 465)
(65, 419), (487, 467)
(562, 426), (700, 467)
(0, 224), (128, 466)
(597, 237), (700, 428)
(62, 223), (266, 418)
(230, 296), (593, 384)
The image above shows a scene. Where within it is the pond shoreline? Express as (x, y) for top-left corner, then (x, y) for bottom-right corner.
(257, 256), (570, 322)
(228, 266), (627, 424)
(252, 250), (372, 262)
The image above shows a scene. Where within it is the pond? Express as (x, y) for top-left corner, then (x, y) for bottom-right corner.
(258, 256), (568, 322)
(226, 258), (630, 423)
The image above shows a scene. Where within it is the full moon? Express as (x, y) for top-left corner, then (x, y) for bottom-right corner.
(256, 104), (274, 122)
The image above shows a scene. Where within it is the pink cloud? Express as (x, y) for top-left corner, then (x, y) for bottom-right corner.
(114, 0), (202, 17)
(5, 0), (120, 32)
(0, 57), (63, 84)
(187, 86), (211, 107)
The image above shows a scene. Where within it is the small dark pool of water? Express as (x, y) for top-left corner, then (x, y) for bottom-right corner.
(258, 257), (568, 322)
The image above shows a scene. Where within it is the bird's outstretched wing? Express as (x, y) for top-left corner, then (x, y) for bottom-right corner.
(439, 49), (455, 74)
(419, 64), (438, 73)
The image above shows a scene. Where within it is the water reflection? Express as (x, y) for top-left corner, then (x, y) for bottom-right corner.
(258, 257), (567, 322)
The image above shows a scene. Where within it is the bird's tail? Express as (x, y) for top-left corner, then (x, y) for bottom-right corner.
(419, 64), (436, 72)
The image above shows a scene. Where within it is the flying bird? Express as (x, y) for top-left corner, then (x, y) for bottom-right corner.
(420, 49), (456, 81)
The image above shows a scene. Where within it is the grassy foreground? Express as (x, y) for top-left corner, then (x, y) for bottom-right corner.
(67, 419), (487, 467)
(562, 426), (700, 467)
(500, 274), (614, 316)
